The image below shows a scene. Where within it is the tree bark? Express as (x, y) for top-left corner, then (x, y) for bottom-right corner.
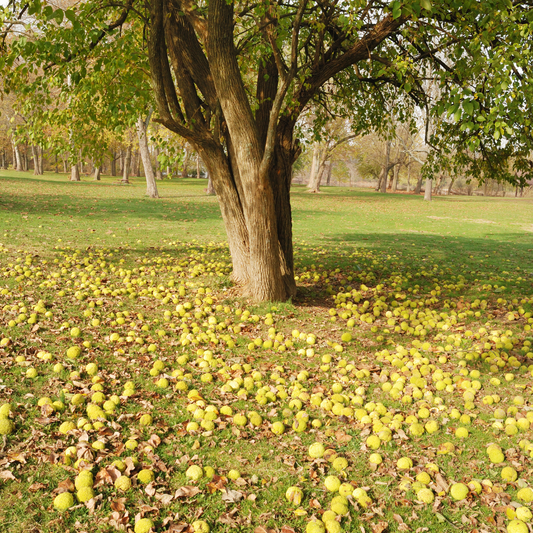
(414, 175), (424, 194)
(424, 178), (433, 201)
(391, 163), (400, 192)
(70, 163), (80, 181)
(94, 166), (101, 180)
(448, 176), (455, 195)
(32, 145), (44, 175)
(154, 146), (163, 180)
(136, 114), (159, 198)
(379, 140), (391, 193)
(206, 173), (216, 195)
(122, 146), (132, 183)
(13, 142), (23, 171)
(110, 151), (117, 176)
(307, 143), (321, 192)
(181, 147), (191, 178)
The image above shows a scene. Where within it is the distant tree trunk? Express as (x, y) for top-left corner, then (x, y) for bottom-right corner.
(0, 148), (5, 169)
(110, 151), (116, 176)
(406, 163), (411, 192)
(391, 163), (400, 192)
(196, 152), (200, 178)
(62, 156), (68, 173)
(32, 145), (43, 175)
(55, 154), (58, 173)
(119, 150), (124, 174)
(122, 146), (132, 184)
(307, 143), (321, 192)
(448, 176), (456, 195)
(22, 149), (28, 171)
(181, 147), (191, 178)
(136, 114), (159, 198)
(378, 141), (391, 193)
(13, 143), (23, 171)
(94, 166), (101, 181)
(154, 146), (163, 180)
(135, 150), (142, 177)
(424, 178), (433, 201)
(206, 174), (216, 195)
(323, 161), (332, 187)
(414, 175), (424, 194)
(70, 163), (80, 181)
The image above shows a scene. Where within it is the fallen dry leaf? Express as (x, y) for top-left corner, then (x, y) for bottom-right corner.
(0, 470), (17, 481)
(221, 488), (244, 503)
(175, 486), (201, 499)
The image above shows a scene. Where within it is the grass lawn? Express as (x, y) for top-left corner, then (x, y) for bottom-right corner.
(0, 170), (532, 533)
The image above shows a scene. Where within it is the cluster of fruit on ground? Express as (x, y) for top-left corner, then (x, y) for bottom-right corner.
(0, 239), (532, 533)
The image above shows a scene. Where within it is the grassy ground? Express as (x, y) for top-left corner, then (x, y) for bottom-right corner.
(0, 170), (532, 533)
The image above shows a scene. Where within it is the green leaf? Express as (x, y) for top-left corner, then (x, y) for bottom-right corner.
(65, 9), (76, 22)
(420, 0), (432, 10)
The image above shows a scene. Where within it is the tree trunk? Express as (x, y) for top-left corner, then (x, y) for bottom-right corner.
(94, 166), (101, 180)
(379, 140), (391, 193)
(13, 142), (23, 171)
(307, 143), (321, 192)
(196, 152), (200, 178)
(32, 145), (43, 175)
(181, 147), (191, 178)
(110, 151), (116, 176)
(136, 115), (159, 198)
(122, 146), (132, 183)
(414, 175), (424, 194)
(70, 163), (80, 181)
(206, 173), (216, 195)
(406, 163), (411, 192)
(154, 146), (163, 180)
(391, 163), (400, 192)
(424, 178), (433, 201)
(0, 148), (5, 169)
(448, 176), (456, 195)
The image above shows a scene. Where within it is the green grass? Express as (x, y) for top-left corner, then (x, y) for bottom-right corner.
(0, 170), (532, 533)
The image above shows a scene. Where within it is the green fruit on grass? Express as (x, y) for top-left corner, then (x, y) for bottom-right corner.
(517, 487), (533, 503)
(115, 475), (132, 491)
(450, 483), (469, 501)
(286, 486), (303, 505)
(0, 418), (14, 435)
(186, 465), (203, 481)
(67, 346), (81, 359)
(77, 487), (95, 502)
(507, 520), (528, 533)
(308, 442), (325, 458)
(138, 469), (155, 484)
(192, 520), (210, 533)
(54, 492), (74, 511)
(134, 518), (155, 533)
